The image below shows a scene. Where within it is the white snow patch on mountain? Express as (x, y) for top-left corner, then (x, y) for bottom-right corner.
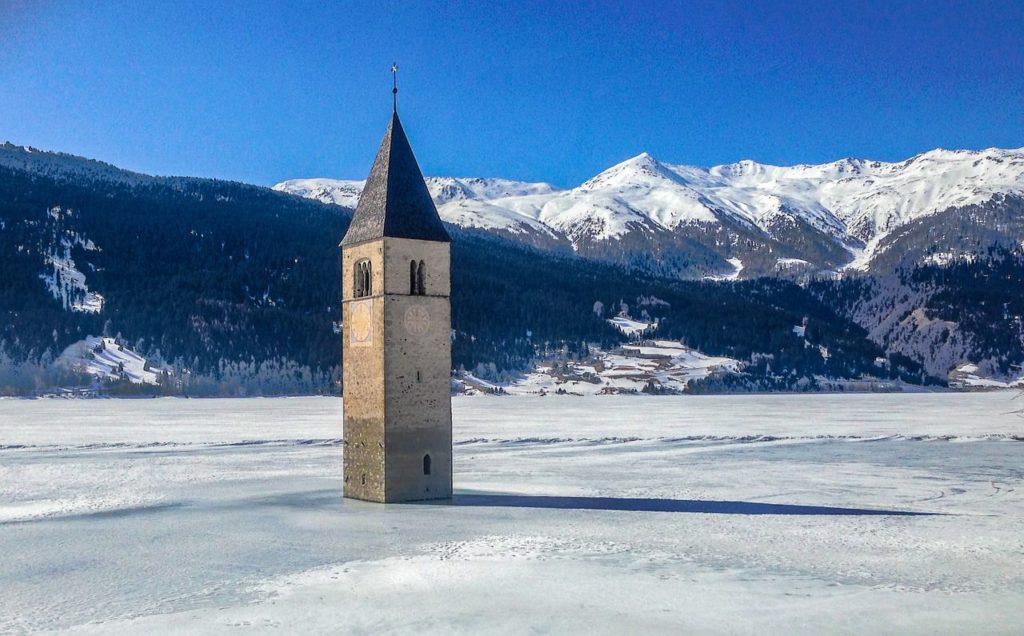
(948, 363), (1024, 389)
(57, 337), (164, 385)
(921, 251), (980, 267)
(607, 316), (652, 337)
(438, 199), (558, 235)
(39, 256), (104, 314)
(272, 178), (364, 208)
(426, 176), (559, 204)
(72, 292), (105, 314)
(706, 257), (744, 281)
(458, 340), (740, 396)
(38, 208), (104, 313)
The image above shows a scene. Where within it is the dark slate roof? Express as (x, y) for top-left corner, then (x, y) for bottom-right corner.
(340, 112), (451, 246)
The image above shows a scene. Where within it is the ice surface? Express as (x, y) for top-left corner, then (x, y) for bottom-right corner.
(0, 394), (1022, 633)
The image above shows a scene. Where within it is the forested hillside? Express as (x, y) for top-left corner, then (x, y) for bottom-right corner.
(0, 156), (935, 395)
(810, 247), (1024, 380)
(452, 229), (932, 387)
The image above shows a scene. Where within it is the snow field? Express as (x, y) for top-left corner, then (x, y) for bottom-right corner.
(0, 393), (1021, 633)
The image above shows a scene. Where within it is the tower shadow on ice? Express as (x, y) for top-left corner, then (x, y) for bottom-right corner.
(432, 493), (937, 516)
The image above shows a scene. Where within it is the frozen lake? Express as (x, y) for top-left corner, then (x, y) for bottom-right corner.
(1, 393), (1022, 634)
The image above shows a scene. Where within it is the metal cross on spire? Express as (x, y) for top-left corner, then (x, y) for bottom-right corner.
(391, 63), (398, 112)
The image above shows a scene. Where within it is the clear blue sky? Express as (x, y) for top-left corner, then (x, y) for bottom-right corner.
(2, 1), (1022, 187)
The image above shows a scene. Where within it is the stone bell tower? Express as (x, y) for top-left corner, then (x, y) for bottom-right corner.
(340, 90), (453, 503)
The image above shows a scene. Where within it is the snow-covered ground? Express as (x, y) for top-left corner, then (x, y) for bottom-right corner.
(458, 340), (740, 395)
(607, 315), (652, 337)
(706, 256), (744, 281)
(56, 336), (164, 385)
(1, 394), (1022, 633)
(949, 363), (1024, 389)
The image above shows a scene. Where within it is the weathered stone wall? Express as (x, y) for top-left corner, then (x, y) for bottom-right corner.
(382, 237), (451, 297)
(341, 240), (385, 300)
(383, 238), (452, 501)
(342, 237), (453, 503)
(341, 240), (386, 502)
(383, 293), (452, 501)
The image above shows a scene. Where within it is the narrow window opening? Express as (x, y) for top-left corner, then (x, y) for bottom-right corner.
(416, 370), (422, 383)
(416, 260), (426, 295)
(423, 454), (431, 475)
(410, 260), (417, 294)
(354, 260), (372, 298)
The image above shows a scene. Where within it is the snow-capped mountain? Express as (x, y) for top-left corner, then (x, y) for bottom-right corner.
(2, 141), (1020, 392)
(275, 175), (563, 242)
(276, 175), (559, 208)
(276, 147), (1024, 278)
(273, 178), (365, 209)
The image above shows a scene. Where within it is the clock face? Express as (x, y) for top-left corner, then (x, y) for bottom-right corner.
(404, 305), (430, 337)
(349, 300), (373, 346)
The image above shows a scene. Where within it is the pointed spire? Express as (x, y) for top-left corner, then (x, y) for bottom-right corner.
(341, 110), (450, 246)
(391, 62), (398, 112)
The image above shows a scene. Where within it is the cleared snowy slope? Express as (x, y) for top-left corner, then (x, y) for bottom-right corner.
(457, 339), (741, 396)
(57, 336), (165, 384)
(278, 146), (1024, 273)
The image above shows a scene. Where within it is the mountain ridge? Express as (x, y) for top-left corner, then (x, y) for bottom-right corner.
(2, 141), (1021, 395)
(276, 146), (1024, 278)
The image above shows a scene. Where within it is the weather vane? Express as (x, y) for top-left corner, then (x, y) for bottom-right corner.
(391, 63), (398, 111)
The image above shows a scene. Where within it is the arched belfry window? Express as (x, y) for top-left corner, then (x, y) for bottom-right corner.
(423, 453), (431, 475)
(354, 259), (372, 298)
(416, 260), (426, 295)
(409, 260), (426, 295)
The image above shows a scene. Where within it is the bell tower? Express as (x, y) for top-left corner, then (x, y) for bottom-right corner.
(340, 84), (453, 503)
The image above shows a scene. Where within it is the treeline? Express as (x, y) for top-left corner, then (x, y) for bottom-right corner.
(910, 247), (1024, 375)
(450, 231), (932, 387)
(0, 166), (344, 382)
(1, 164), (936, 396)
(808, 246), (1024, 379)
